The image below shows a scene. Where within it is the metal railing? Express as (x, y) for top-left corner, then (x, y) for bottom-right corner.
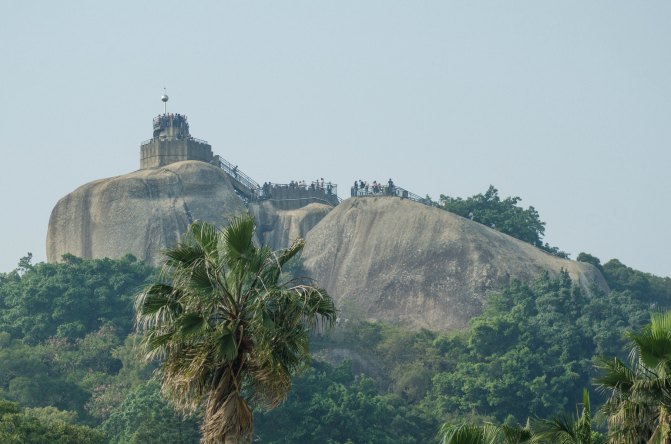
(263, 181), (338, 196)
(139, 136), (210, 146)
(212, 155), (261, 200)
(350, 184), (438, 208)
(259, 181), (340, 206)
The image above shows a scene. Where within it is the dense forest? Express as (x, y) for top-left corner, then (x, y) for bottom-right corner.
(0, 250), (669, 442)
(2, 187), (671, 442)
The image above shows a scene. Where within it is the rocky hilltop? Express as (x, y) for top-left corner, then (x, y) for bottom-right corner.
(47, 110), (609, 332)
(48, 164), (608, 331)
(302, 197), (607, 331)
(47, 161), (248, 266)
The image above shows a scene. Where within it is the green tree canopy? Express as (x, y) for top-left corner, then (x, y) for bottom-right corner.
(0, 399), (104, 444)
(439, 186), (567, 257)
(423, 271), (648, 423)
(101, 381), (200, 444)
(255, 360), (438, 443)
(0, 254), (155, 343)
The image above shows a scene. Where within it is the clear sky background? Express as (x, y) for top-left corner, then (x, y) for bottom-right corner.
(1, 1), (669, 277)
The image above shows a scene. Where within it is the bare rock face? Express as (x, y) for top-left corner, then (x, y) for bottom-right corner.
(47, 161), (247, 266)
(302, 196), (608, 332)
(249, 201), (333, 251)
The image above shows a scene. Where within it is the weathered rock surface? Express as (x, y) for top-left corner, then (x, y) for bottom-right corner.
(47, 161), (247, 266)
(249, 201), (333, 250)
(48, 159), (610, 333)
(302, 196), (608, 332)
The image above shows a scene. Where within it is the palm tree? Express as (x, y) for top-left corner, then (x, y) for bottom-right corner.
(437, 390), (604, 444)
(438, 421), (533, 444)
(595, 311), (671, 444)
(135, 216), (337, 444)
(531, 389), (605, 444)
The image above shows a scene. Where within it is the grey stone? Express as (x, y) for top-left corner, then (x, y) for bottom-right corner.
(47, 161), (247, 266)
(301, 196), (608, 332)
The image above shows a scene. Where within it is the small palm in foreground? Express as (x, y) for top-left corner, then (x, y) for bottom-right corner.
(438, 421), (532, 444)
(595, 311), (671, 444)
(135, 216), (336, 444)
(531, 389), (604, 444)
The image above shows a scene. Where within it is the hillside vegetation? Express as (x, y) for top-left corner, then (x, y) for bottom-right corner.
(0, 249), (669, 442)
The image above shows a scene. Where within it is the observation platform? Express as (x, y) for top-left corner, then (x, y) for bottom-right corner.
(140, 113), (213, 169)
(351, 181), (437, 208)
(138, 104), (340, 209)
(211, 155), (340, 209)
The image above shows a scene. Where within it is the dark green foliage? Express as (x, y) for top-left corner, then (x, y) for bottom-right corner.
(320, 270), (653, 426)
(0, 250), (666, 442)
(0, 255), (155, 422)
(423, 272), (648, 423)
(254, 360), (438, 443)
(101, 381), (200, 444)
(576, 253), (604, 274)
(0, 253), (155, 343)
(439, 185), (568, 257)
(602, 258), (671, 306)
(0, 399), (104, 444)
(577, 252), (671, 306)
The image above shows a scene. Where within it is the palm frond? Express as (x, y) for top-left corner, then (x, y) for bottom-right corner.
(594, 357), (637, 392)
(532, 415), (576, 443)
(188, 220), (220, 260)
(438, 423), (487, 444)
(275, 238), (305, 268)
(221, 215), (256, 265)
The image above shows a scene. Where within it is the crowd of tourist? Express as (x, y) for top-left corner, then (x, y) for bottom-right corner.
(351, 178), (396, 197)
(261, 179), (336, 198)
(152, 113), (190, 140)
(153, 113), (188, 130)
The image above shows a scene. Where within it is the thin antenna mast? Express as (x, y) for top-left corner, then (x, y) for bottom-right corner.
(161, 88), (169, 114)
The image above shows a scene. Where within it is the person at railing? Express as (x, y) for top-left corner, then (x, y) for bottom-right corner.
(387, 178), (395, 196)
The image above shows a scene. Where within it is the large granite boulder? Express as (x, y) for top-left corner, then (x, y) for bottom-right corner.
(47, 161), (247, 266)
(302, 196), (608, 332)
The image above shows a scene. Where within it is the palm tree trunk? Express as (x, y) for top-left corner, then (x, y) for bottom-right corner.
(657, 404), (671, 444)
(201, 369), (252, 444)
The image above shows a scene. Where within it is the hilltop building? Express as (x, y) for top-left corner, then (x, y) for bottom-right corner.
(138, 92), (213, 169)
(140, 113), (213, 169)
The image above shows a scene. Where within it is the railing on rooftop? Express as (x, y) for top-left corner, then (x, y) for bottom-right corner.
(139, 136), (210, 146)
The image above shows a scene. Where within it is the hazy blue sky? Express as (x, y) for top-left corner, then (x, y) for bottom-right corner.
(1, 1), (669, 277)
